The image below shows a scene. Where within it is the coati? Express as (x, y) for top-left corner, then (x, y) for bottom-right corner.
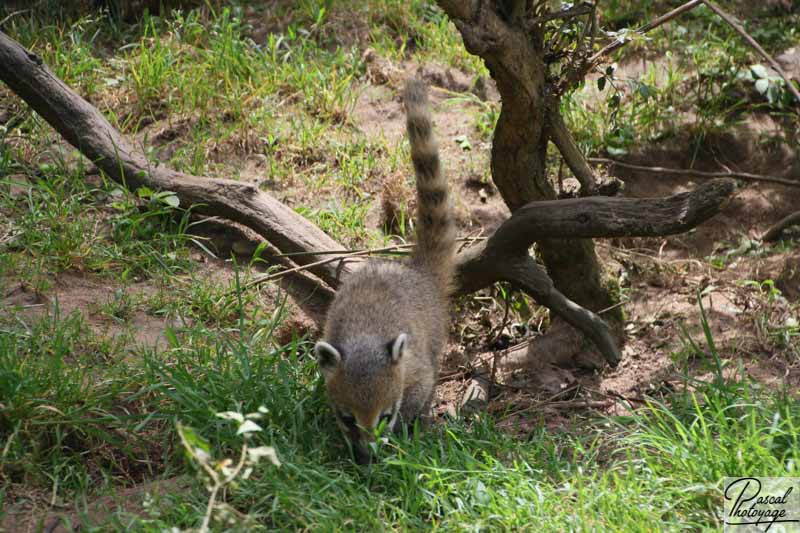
(314, 79), (456, 464)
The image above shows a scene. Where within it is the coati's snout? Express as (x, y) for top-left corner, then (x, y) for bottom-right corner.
(335, 410), (381, 465)
(314, 335), (407, 464)
(353, 444), (372, 465)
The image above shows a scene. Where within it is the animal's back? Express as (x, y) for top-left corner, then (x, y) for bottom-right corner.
(325, 79), (454, 372)
(324, 260), (449, 372)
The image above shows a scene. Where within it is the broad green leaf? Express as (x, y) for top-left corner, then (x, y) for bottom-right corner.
(750, 64), (769, 79)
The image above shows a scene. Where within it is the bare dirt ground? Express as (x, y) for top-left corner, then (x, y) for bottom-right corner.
(2, 272), (171, 350)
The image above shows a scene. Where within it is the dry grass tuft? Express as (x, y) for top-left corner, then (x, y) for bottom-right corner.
(379, 171), (413, 237)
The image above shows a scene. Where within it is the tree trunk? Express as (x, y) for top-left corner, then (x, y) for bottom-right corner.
(445, 1), (625, 356)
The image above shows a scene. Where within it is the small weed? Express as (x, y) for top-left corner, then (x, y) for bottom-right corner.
(739, 279), (799, 358)
(98, 287), (135, 323)
(706, 236), (759, 270)
(178, 410), (280, 532)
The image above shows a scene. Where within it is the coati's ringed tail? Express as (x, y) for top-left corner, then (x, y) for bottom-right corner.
(404, 80), (457, 294)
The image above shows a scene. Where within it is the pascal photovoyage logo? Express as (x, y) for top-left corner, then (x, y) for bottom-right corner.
(724, 477), (800, 532)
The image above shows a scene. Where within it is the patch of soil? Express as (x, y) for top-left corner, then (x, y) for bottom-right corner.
(607, 115), (800, 261)
(1, 272), (175, 353)
(1, 476), (192, 533)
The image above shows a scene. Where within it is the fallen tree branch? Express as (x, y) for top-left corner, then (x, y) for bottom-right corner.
(589, 157), (800, 188)
(486, 178), (735, 253)
(0, 31), (347, 289)
(762, 211), (800, 242)
(249, 176), (733, 288)
(701, 0), (800, 106)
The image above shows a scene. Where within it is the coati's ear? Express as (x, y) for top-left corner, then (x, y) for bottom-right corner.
(314, 341), (341, 371)
(389, 333), (407, 364)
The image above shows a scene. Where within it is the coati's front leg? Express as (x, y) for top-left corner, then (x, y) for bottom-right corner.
(397, 374), (435, 432)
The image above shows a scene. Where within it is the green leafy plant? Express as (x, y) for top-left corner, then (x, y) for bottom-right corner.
(177, 409), (280, 532)
(741, 63), (796, 108)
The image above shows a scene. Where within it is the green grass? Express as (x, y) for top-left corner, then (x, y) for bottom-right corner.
(0, 307), (151, 490)
(0, 291), (792, 530)
(1, 1), (798, 531)
(0, 158), (194, 284)
(2, 265), (797, 530)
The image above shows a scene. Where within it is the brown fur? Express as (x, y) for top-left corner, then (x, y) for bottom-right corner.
(314, 79), (455, 463)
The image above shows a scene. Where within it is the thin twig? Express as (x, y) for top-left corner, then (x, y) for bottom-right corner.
(487, 283), (513, 398)
(0, 9), (28, 28)
(238, 239), (484, 293)
(457, 229), (486, 254)
(266, 237), (486, 259)
(527, 3), (594, 27)
(587, 0), (703, 69)
(700, 0), (800, 106)
(485, 284), (513, 349)
(584, 386), (649, 406)
(596, 242), (707, 271)
(268, 244), (414, 259)
(497, 384), (582, 420)
(589, 157), (800, 188)
(597, 298), (630, 315)
(242, 249), (372, 289)
(199, 443), (249, 533)
(546, 399), (612, 409)
(438, 370), (470, 382)
(232, 237), (498, 297)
